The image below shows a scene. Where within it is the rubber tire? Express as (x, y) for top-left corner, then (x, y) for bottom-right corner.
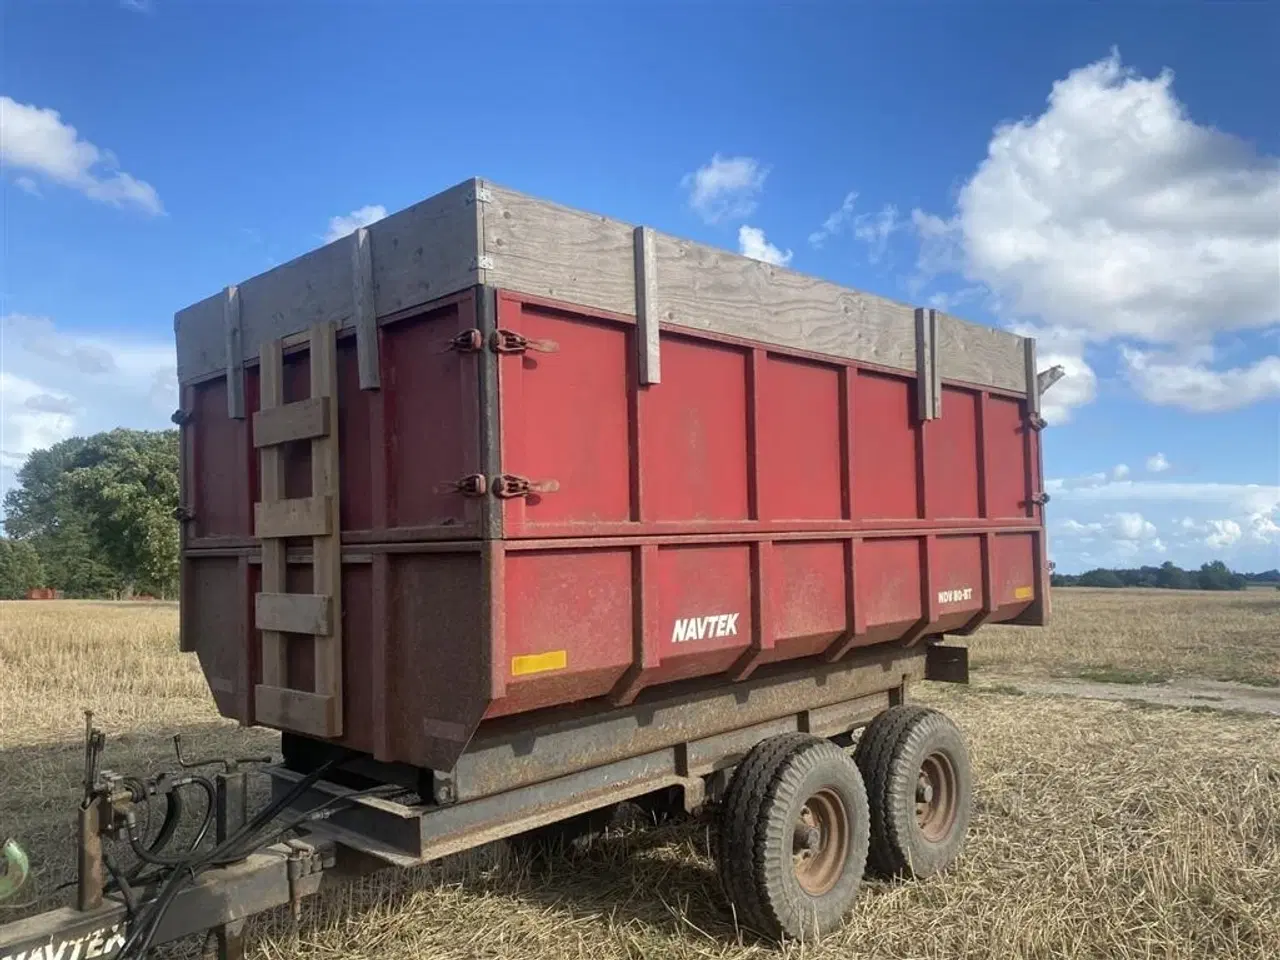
(853, 705), (972, 879)
(717, 734), (870, 942)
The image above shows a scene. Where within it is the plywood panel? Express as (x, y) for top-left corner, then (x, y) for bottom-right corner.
(176, 181), (480, 383)
(481, 183), (1029, 393)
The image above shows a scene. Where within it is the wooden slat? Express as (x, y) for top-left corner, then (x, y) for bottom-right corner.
(1024, 337), (1041, 418)
(915, 307), (941, 421)
(253, 397), (330, 448)
(224, 285), (245, 419)
(309, 322), (344, 735)
(258, 338), (288, 688)
(633, 225), (660, 384)
(254, 684), (338, 738)
(255, 591), (332, 635)
(254, 495), (332, 539)
(352, 226), (380, 389)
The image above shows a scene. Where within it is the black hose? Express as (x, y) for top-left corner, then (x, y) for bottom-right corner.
(208, 781), (402, 865)
(116, 750), (358, 960)
(102, 852), (138, 917)
(125, 776), (215, 866)
(119, 777), (184, 881)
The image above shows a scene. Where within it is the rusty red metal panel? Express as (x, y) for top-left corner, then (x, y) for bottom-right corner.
(852, 371), (919, 519)
(386, 548), (488, 769)
(927, 387), (981, 519)
(498, 295), (633, 532)
(336, 336), (374, 532)
(857, 538), (923, 629)
(986, 395), (1030, 518)
(932, 534), (983, 630)
(763, 540), (846, 666)
(757, 354), (844, 521)
(191, 378), (251, 539)
(490, 547), (633, 717)
(650, 543), (752, 684)
(383, 299), (482, 533)
(641, 334), (750, 523)
(994, 532), (1037, 610)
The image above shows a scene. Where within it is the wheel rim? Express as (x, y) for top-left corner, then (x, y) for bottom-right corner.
(791, 787), (850, 895)
(916, 750), (958, 842)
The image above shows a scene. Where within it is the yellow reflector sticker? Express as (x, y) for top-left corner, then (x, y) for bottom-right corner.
(511, 649), (567, 677)
(1014, 586), (1034, 600)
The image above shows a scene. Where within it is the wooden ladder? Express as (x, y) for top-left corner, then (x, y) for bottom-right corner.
(252, 321), (343, 738)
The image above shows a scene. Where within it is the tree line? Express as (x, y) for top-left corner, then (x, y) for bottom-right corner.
(0, 429), (180, 599)
(1050, 561), (1276, 591)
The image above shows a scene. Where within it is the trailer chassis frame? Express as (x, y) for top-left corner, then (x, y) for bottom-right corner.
(1, 641), (966, 960)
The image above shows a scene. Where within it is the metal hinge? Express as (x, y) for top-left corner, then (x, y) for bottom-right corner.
(469, 255), (495, 271)
(447, 329), (484, 353)
(466, 185), (492, 204)
(1027, 414), (1048, 431)
(173, 505), (195, 522)
(170, 408), (193, 426)
(490, 329), (559, 354)
(436, 474), (488, 497)
(492, 474), (560, 499)
(1029, 492), (1051, 506)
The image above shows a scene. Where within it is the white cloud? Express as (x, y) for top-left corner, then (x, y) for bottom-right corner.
(681, 154), (768, 224)
(1061, 518), (1104, 535)
(1046, 476), (1279, 516)
(809, 191), (858, 248)
(120, 0), (152, 11)
(738, 225), (793, 266)
(1010, 324), (1097, 425)
(1146, 452), (1171, 473)
(1205, 520), (1243, 549)
(1250, 511), (1280, 543)
(1113, 464), (1130, 480)
(0, 97), (163, 214)
(0, 373), (76, 468)
(1122, 348), (1280, 411)
(11, 314), (117, 374)
(910, 51), (1280, 420)
(1110, 511), (1158, 541)
(324, 205), (387, 244)
(853, 204), (904, 263)
(15, 176), (40, 196)
(0, 314), (176, 489)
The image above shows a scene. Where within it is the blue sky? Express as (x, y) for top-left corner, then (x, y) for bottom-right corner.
(2, 0), (1277, 572)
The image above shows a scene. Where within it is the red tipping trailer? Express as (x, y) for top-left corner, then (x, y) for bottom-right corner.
(173, 180), (1049, 769)
(0, 179), (1056, 959)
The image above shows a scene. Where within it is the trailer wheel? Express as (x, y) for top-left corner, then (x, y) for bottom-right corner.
(853, 705), (972, 879)
(717, 734), (870, 942)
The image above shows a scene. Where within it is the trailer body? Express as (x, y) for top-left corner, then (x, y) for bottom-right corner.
(172, 178), (1049, 777)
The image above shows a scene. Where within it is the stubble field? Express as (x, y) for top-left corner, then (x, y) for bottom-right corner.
(1, 588), (1278, 960)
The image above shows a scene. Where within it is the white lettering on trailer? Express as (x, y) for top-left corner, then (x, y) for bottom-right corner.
(937, 587), (974, 605)
(671, 613), (740, 643)
(3, 924), (126, 960)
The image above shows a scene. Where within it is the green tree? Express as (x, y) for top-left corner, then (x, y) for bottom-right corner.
(0, 539), (46, 599)
(3, 429), (179, 598)
(1079, 568), (1124, 588)
(1, 437), (122, 596)
(1155, 561), (1192, 590)
(62, 429), (180, 597)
